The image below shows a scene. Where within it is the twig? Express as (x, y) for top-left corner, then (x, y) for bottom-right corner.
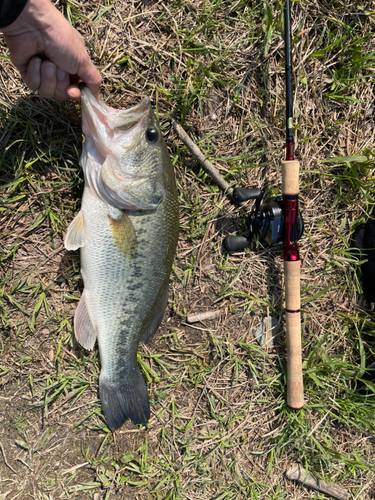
(187, 309), (224, 323)
(171, 120), (233, 197)
(285, 463), (350, 500)
(62, 462), (89, 475)
(15, 457), (34, 472)
(42, 245), (65, 266)
(0, 442), (17, 475)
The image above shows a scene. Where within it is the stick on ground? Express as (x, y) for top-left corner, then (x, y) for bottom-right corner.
(187, 309), (224, 323)
(285, 463), (350, 500)
(171, 120), (233, 197)
(0, 441), (17, 475)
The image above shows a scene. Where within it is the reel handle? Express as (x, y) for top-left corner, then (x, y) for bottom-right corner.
(223, 235), (250, 252)
(232, 187), (262, 205)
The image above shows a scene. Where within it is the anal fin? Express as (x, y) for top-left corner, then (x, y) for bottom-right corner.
(74, 290), (97, 350)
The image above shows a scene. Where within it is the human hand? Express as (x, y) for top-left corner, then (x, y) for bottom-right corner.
(1, 0), (101, 101)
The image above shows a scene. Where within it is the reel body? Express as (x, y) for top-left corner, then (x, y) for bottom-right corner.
(224, 188), (303, 252)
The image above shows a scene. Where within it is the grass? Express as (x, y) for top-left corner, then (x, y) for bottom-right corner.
(0, 0), (375, 498)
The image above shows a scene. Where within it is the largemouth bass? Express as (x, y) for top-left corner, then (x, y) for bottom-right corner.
(64, 88), (179, 431)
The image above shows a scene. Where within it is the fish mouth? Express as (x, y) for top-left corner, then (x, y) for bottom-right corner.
(80, 87), (151, 155)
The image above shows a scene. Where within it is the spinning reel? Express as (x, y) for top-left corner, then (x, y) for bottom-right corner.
(224, 187), (304, 252)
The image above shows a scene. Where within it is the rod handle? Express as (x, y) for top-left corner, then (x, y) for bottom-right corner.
(284, 260), (304, 409)
(282, 160), (300, 195)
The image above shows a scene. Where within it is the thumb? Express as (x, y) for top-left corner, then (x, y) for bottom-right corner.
(77, 55), (101, 99)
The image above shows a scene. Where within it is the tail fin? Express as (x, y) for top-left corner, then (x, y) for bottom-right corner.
(99, 369), (150, 431)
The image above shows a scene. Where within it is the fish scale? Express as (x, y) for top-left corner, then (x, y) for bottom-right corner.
(64, 88), (179, 430)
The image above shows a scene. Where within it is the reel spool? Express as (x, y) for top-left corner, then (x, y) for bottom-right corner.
(224, 187), (304, 252)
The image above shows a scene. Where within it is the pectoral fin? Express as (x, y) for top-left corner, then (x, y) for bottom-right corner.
(74, 290), (97, 350)
(108, 212), (137, 258)
(64, 211), (88, 251)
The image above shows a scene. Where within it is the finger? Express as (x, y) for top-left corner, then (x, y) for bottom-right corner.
(39, 61), (57, 99)
(66, 84), (81, 101)
(76, 56), (102, 99)
(55, 68), (70, 101)
(24, 57), (42, 91)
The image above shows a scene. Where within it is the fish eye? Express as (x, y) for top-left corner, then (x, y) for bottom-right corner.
(146, 127), (158, 143)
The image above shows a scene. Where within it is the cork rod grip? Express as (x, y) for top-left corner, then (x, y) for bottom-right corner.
(282, 160), (299, 195)
(284, 260), (304, 409)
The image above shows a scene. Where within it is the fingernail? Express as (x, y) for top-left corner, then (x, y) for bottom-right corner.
(57, 68), (66, 81)
(32, 59), (41, 72)
(43, 63), (55, 78)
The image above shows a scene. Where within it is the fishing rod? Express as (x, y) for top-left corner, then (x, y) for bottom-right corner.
(282, 0), (304, 410)
(222, 0), (304, 409)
